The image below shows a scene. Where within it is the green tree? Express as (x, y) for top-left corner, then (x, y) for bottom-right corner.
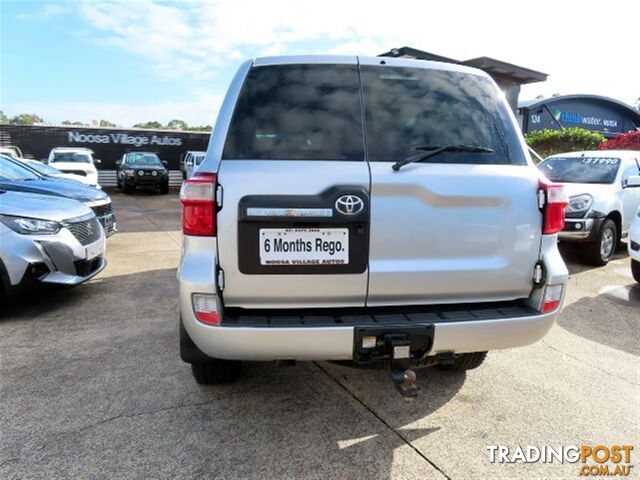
(133, 121), (163, 129)
(95, 119), (117, 127)
(166, 119), (188, 130)
(185, 125), (213, 132)
(62, 120), (87, 126)
(0, 111), (9, 124)
(525, 128), (606, 160)
(10, 113), (44, 125)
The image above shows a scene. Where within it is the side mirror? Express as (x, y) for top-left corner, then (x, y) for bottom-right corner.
(624, 175), (640, 188)
(162, 160), (168, 167)
(94, 159), (102, 164)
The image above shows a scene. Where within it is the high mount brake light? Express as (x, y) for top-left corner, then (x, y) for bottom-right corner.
(180, 172), (217, 236)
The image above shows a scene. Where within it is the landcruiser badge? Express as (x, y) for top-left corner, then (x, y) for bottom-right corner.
(335, 195), (364, 215)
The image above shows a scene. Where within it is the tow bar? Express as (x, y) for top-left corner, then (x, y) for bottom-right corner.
(353, 326), (433, 400)
(387, 334), (420, 399)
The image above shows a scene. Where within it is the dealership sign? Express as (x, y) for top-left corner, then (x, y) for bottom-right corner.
(68, 131), (183, 147)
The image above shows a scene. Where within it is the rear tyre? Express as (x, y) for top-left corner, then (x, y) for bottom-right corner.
(632, 259), (640, 283)
(437, 352), (487, 372)
(584, 219), (617, 266)
(191, 360), (241, 385)
(160, 181), (169, 194)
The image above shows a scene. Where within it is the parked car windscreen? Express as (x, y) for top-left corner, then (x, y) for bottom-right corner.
(538, 157), (621, 184)
(51, 152), (92, 163)
(223, 64), (364, 161)
(125, 153), (162, 166)
(360, 67), (523, 164)
(0, 157), (41, 181)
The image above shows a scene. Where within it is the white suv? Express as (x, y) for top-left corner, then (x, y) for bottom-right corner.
(47, 147), (100, 188)
(177, 56), (569, 394)
(538, 151), (640, 265)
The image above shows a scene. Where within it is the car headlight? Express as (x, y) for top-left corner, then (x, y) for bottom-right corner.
(567, 194), (593, 213)
(138, 170), (145, 176)
(0, 215), (61, 235)
(125, 170), (135, 177)
(152, 170), (158, 176)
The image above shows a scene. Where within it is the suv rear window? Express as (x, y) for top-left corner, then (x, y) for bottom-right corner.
(223, 64), (364, 161)
(360, 67), (525, 165)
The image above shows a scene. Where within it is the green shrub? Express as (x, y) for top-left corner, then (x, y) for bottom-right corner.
(525, 128), (606, 160)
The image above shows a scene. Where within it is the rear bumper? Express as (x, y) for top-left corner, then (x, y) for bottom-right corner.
(180, 305), (559, 361)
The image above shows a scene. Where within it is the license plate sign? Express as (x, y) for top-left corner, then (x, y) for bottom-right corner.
(259, 228), (349, 266)
(85, 241), (103, 260)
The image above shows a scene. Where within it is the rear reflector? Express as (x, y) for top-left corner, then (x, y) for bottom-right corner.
(542, 284), (563, 313)
(180, 172), (217, 236)
(192, 293), (220, 325)
(538, 178), (568, 235)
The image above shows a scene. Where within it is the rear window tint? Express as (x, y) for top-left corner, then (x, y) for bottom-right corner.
(360, 67), (525, 165)
(223, 64), (364, 161)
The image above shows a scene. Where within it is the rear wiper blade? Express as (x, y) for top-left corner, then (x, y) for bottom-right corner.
(392, 144), (494, 171)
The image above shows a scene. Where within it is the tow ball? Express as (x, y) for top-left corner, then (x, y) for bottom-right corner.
(386, 334), (420, 399)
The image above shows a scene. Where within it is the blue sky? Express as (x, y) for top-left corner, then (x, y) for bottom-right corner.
(2, 0), (639, 127)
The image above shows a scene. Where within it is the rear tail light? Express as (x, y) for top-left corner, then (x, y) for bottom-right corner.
(541, 284), (563, 313)
(538, 178), (568, 234)
(192, 294), (220, 325)
(180, 172), (217, 236)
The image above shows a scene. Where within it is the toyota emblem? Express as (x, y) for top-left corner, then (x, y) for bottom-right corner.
(335, 195), (364, 215)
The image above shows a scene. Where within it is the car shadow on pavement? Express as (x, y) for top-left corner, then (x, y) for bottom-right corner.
(557, 282), (640, 356)
(559, 242), (629, 275)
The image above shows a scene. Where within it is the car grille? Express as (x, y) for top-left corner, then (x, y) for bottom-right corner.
(90, 202), (113, 218)
(61, 170), (87, 176)
(65, 216), (102, 246)
(74, 257), (102, 277)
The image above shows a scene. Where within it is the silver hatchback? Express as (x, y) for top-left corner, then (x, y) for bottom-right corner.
(0, 190), (106, 294)
(178, 56), (569, 393)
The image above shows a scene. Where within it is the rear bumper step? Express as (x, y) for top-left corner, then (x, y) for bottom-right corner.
(180, 300), (558, 362)
(221, 301), (538, 327)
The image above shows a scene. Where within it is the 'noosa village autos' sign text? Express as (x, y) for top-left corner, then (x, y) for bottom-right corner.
(68, 131), (182, 147)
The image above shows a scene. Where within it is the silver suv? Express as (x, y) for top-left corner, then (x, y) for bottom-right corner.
(178, 56), (569, 393)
